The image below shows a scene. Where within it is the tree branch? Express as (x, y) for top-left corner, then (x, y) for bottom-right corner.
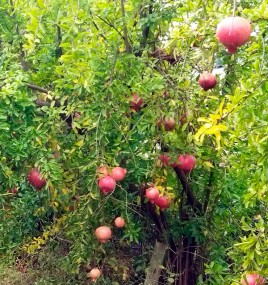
(173, 167), (203, 213)
(26, 83), (49, 94)
(97, 16), (124, 40)
(120, 0), (132, 52)
(203, 171), (214, 212)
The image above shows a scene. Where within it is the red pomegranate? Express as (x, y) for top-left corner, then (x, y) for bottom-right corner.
(164, 118), (176, 131)
(130, 93), (143, 112)
(97, 165), (109, 178)
(177, 155), (196, 172)
(159, 154), (170, 166)
(216, 17), (252, 54)
(155, 196), (171, 210)
(114, 217), (126, 228)
(111, 167), (127, 182)
(95, 226), (112, 243)
(241, 274), (264, 285)
(28, 169), (47, 190)
(179, 113), (187, 125)
(145, 187), (160, 201)
(157, 118), (176, 131)
(198, 72), (217, 91)
(7, 188), (18, 195)
(88, 268), (101, 282)
(98, 176), (116, 194)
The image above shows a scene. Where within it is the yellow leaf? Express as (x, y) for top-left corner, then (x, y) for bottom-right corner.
(204, 161), (214, 168)
(76, 140), (84, 147)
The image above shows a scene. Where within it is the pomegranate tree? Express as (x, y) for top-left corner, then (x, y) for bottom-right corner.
(177, 154), (196, 172)
(114, 217), (126, 228)
(198, 72), (217, 91)
(216, 17), (252, 54)
(98, 176), (116, 194)
(88, 268), (101, 282)
(241, 274), (264, 285)
(28, 169), (47, 190)
(95, 226), (112, 243)
(111, 167), (127, 182)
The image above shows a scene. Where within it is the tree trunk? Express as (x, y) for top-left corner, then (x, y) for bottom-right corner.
(144, 241), (168, 285)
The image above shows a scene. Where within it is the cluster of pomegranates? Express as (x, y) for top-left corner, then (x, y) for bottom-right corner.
(198, 16), (252, 91)
(94, 217), (126, 244)
(97, 165), (127, 194)
(88, 217), (126, 281)
(145, 186), (171, 210)
(159, 153), (196, 172)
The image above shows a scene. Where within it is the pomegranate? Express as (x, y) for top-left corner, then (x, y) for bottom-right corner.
(111, 167), (127, 182)
(97, 165), (109, 179)
(114, 217), (126, 228)
(159, 154), (170, 166)
(198, 72), (217, 91)
(241, 274), (264, 285)
(130, 93), (143, 112)
(95, 226), (112, 243)
(88, 268), (101, 282)
(145, 187), (160, 201)
(216, 17), (252, 54)
(164, 118), (176, 131)
(157, 118), (176, 131)
(8, 188), (18, 195)
(155, 196), (171, 210)
(177, 155), (196, 172)
(98, 176), (116, 194)
(28, 169), (47, 190)
(179, 113), (187, 125)
(163, 91), (170, 99)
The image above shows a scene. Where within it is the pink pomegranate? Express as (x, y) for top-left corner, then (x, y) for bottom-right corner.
(28, 169), (47, 190)
(98, 176), (116, 194)
(130, 93), (143, 112)
(198, 72), (217, 91)
(114, 217), (126, 228)
(241, 274), (264, 285)
(145, 187), (160, 201)
(159, 154), (170, 166)
(177, 154), (196, 172)
(216, 17), (252, 54)
(88, 268), (101, 282)
(97, 165), (109, 178)
(155, 196), (171, 210)
(95, 226), (112, 243)
(163, 118), (176, 131)
(111, 167), (127, 182)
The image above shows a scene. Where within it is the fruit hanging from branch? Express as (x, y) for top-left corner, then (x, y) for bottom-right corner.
(157, 118), (176, 131)
(28, 169), (47, 190)
(129, 93), (143, 112)
(111, 167), (127, 182)
(98, 176), (116, 194)
(145, 186), (160, 203)
(177, 154), (196, 172)
(95, 226), (112, 243)
(216, 17), (252, 54)
(97, 165), (109, 179)
(114, 217), (126, 228)
(198, 72), (217, 91)
(88, 268), (101, 282)
(241, 273), (264, 285)
(154, 195), (171, 210)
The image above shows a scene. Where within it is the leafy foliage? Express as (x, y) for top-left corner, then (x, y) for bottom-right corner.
(0, 0), (267, 284)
